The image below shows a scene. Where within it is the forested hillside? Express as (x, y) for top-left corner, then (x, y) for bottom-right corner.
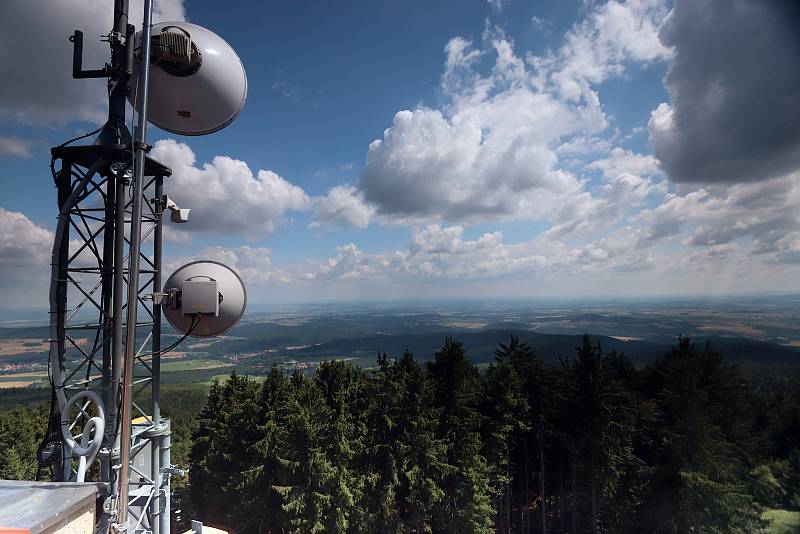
(0, 335), (798, 532)
(187, 336), (800, 533)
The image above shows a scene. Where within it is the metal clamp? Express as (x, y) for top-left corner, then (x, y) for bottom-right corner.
(162, 466), (185, 477)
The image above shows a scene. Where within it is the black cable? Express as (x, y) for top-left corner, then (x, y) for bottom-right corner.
(138, 314), (201, 358)
(160, 315), (201, 354)
(35, 388), (63, 480)
(56, 123), (107, 148)
(104, 314), (201, 487)
(157, 317), (200, 355)
(41, 159), (108, 480)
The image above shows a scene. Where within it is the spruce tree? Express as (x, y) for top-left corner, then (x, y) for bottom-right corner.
(316, 360), (369, 532)
(274, 370), (335, 534)
(236, 367), (292, 532)
(562, 336), (640, 533)
(362, 353), (401, 533)
(428, 338), (495, 533)
(493, 334), (546, 533)
(392, 350), (447, 532)
(600, 350), (650, 533)
(188, 379), (224, 521)
(638, 337), (764, 533)
(0, 403), (47, 480)
(481, 359), (529, 533)
(216, 372), (263, 522)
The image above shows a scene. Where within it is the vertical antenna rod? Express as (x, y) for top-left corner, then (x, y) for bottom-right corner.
(106, 0), (132, 488)
(115, 0), (154, 528)
(150, 176), (164, 534)
(97, 0), (133, 145)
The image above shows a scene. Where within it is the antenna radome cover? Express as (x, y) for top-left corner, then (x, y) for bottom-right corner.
(130, 22), (247, 136)
(163, 260), (247, 337)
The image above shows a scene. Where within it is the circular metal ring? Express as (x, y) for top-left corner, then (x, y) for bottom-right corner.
(61, 390), (106, 458)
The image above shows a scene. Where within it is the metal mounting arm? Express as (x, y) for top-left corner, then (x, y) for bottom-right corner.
(70, 30), (108, 79)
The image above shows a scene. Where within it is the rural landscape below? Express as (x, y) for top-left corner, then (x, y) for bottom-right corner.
(2, 295), (800, 387)
(1, 295), (799, 532)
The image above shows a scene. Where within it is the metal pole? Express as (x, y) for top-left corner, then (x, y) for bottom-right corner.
(54, 159), (72, 482)
(116, 0), (153, 528)
(100, 172), (116, 484)
(159, 428), (171, 534)
(152, 177), (162, 429)
(108, 168), (126, 486)
(98, 0), (131, 145)
(150, 175), (164, 534)
(105, 0), (131, 498)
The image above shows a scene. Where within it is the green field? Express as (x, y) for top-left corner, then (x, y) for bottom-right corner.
(155, 359), (233, 373)
(0, 371), (48, 388)
(763, 509), (800, 534)
(0, 359), (232, 389)
(0, 371), (46, 380)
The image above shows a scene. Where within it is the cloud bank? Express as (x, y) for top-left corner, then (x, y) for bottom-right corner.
(2, 0), (799, 304)
(649, 0), (800, 184)
(356, 1), (670, 229)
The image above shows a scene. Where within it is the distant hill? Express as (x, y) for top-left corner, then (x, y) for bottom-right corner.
(280, 329), (800, 365)
(0, 326), (49, 340)
(4, 319), (798, 367)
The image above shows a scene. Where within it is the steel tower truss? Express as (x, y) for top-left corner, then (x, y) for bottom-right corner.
(45, 144), (173, 534)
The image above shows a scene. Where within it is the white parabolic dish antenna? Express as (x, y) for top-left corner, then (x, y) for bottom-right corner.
(130, 21), (247, 135)
(163, 260), (247, 337)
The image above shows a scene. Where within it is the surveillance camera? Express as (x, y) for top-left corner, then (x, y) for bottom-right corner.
(170, 207), (191, 224)
(164, 197), (190, 224)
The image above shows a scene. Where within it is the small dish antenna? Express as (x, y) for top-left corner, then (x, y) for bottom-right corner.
(162, 260), (247, 337)
(129, 22), (247, 135)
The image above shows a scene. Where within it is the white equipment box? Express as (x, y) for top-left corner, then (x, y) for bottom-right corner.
(181, 279), (219, 316)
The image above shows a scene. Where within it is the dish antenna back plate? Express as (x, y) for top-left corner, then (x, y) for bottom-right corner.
(163, 260), (247, 337)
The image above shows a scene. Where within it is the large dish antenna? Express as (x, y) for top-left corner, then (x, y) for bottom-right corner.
(163, 260), (247, 337)
(129, 21), (247, 135)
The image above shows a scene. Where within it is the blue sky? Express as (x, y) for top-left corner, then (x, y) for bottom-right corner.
(1, 0), (799, 308)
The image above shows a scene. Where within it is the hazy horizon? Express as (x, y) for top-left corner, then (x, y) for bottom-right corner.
(3, 291), (799, 328)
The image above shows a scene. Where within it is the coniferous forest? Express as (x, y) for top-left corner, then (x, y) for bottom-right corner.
(184, 335), (800, 534)
(0, 334), (799, 532)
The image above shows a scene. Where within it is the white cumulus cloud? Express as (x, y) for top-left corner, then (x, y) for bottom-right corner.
(635, 171), (800, 263)
(0, 207), (53, 271)
(151, 139), (311, 236)
(531, 0), (671, 102)
(359, 2), (671, 229)
(311, 185), (375, 229)
(0, 136), (36, 158)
